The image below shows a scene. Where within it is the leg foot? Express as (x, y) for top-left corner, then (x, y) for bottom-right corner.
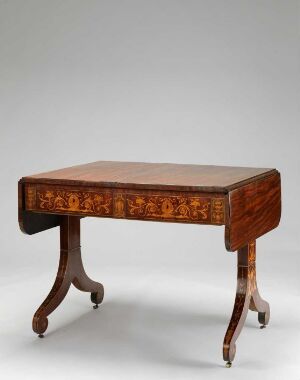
(32, 216), (104, 336)
(33, 315), (49, 335)
(250, 293), (270, 326)
(38, 334), (45, 338)
(91, 289), (104, 309)
(225, 361), (232, 368)
(258, 310), (269, 325)
(91, 288), (104, 306)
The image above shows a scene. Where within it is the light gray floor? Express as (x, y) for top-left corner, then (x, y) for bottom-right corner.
(0, 248), (299, 380)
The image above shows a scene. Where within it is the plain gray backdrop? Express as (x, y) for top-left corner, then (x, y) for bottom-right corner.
(0, 1), (299, 379)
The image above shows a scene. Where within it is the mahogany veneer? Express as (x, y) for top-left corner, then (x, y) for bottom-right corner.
(18, 160), (281, 366)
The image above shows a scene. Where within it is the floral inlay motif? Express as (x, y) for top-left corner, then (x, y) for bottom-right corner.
(127, 195), (210, 221)
(37, 190), (112, 215)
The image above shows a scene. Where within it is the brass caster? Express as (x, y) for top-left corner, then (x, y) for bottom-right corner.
(93, 304), (99, 309)
(38, 334), (44, 338)
(225, 361), (232, 368)
(260, 325), (266, 329)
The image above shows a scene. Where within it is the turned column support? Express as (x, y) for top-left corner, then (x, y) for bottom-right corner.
(32, 216), (104, 337)
(223, 241), (270, 367)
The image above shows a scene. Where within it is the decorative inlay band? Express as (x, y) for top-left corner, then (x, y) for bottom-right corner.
(249, 241), (256, 263)
(25, 185), (225, 225)
(26, 185), (36, 210)
(36, 190), (112, 215)
(248, 241), (256, 294)
(127, 194), (211, 222)
(212, 198), (225, 224)
(113, 193), (126, 218)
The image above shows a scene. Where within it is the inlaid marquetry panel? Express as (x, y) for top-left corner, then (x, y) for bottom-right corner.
(33, 188), (113, 216)
(126, 194), (211, 222)
(24, 185), (225, 225)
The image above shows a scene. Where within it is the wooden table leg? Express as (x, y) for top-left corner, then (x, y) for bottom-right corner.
(223, 241), (270, 367)
(32, 216), (104, 337)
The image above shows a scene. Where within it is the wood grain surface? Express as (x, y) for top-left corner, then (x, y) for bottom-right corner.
(223, 241), (270, 363)
(21, 160), (276, 193)
(225, 172), (281, 251)
(18, 161), (281, 364)
(19, 161), (281, 251)
(32, 216), (104, 336)
(23, 183), (226, 225)
(18, 180), (61, 235)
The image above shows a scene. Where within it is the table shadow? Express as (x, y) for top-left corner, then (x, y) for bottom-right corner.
(26, 298), (255, 369)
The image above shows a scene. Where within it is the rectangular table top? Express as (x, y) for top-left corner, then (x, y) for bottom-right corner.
(22, 161), (276, 193)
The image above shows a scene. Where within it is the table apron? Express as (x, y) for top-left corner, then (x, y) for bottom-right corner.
(23, 183), (226, 226)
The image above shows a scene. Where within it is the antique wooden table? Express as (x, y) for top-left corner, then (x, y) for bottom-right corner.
(18, 161), (281, 367)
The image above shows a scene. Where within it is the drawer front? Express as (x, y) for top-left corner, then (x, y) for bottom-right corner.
(24, 184), (225, 225)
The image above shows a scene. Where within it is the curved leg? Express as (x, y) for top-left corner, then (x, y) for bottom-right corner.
(71, 253), (104, 308)
(250, 289), (270, 327)
(32, 250), (71, 336)
(223, 255), (251, 365)
(32, 216), (104, 336)
(248, 241), (270, 327)
(223, 241), (269, 366)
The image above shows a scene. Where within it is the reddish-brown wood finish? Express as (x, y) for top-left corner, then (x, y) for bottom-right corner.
(32, 216), (104, 336)
(18, 161), (281, 365)
(18, 181), (61, 235)
(22, 183), (226, 226)
(225, 173), (281, 251)
(223, 241), (270, 363)
(19, 162), (281, 252)
(22, 160), (276, 193)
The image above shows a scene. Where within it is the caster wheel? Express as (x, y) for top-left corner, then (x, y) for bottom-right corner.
(226, 361), (232, 368)
(93, 304), (99, 309)
(260, 324), (266, 329)
(38, 334), (44, 338)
